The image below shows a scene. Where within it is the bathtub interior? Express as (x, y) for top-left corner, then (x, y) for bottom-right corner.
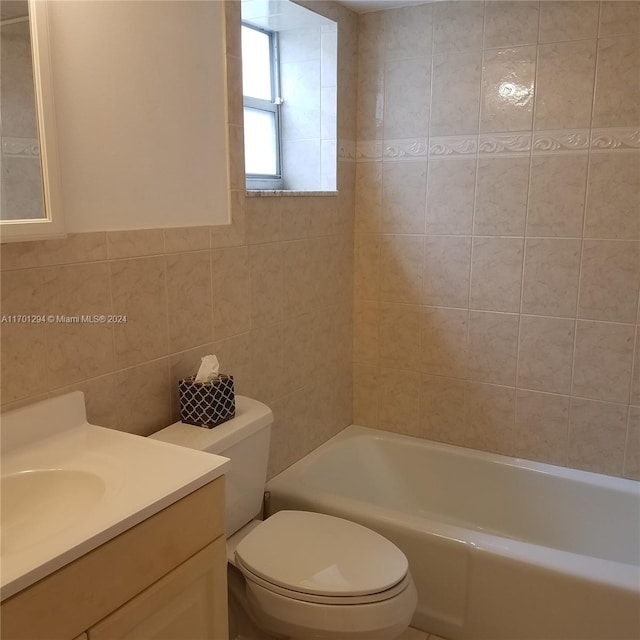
(289, 429), (640, 566)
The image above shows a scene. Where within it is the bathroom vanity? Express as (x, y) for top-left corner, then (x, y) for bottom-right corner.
(0, 392), (230, 640)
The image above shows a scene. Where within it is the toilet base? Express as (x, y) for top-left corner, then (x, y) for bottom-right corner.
(228, 562), (416, 640)
(229, 565), (285, 640)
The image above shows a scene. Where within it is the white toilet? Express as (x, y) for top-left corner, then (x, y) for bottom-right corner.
(151, 396), (417, 640)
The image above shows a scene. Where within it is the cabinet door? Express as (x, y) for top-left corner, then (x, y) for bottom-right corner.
(88, 537), (228, 640)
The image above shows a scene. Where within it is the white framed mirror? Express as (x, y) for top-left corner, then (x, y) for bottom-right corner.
(0, 0), (64, 242)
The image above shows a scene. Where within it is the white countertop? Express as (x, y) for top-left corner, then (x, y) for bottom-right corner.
(0, 391), (229, 601)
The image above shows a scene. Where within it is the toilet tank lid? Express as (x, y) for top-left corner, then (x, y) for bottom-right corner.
(149, 396), (273, 454)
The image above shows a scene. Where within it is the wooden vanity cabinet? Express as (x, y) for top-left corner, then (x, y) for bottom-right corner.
(1, 478), (228, 640)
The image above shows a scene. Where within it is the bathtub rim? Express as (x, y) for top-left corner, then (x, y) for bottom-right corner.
(266, 424), (640, 595)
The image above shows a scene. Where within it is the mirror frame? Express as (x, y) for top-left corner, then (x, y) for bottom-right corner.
(1, 0), (64, 242)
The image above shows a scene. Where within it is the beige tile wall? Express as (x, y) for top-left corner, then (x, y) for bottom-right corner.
(0, 0), (358, 479)
(3, 0), (639, 483)
(354, 0), (640, 479)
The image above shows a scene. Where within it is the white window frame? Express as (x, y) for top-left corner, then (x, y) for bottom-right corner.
(242, 23), (283, 190)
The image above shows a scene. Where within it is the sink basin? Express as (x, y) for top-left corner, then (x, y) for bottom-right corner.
(1, 470), (106, 554)
(1, 390), (230, 601)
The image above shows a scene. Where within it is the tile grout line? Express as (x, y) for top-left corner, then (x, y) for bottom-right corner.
(566, 0), (603, 461)
(513, 0), (543, 449)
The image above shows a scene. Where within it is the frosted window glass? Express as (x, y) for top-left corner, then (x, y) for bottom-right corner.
(243, 107), (277, 175)
(241, 26), (272, 101)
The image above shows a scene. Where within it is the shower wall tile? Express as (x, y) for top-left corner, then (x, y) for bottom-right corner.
(593, 37), (640, 128)
(517, 315), (575, 394)
(354, 299), (379, 365)
(354, 233), (380, 300)
(467, 311), (519, 386)
(419, 374), (467, 446)
(421, 307), (468, 378)
(353, 0), (638, 478)
(538, 1), (599, 42)
(584, 153), (640, 240)
(568, 397), (627, 475)
(474, 157), (530, 236)
(480, 46), (536, 133)
(534, 40), (597, 130)
(383, 59), (430, 139)
(381, 160), (427, 234)
(356, 59), (385, 142)
(572, 320), (635, 403)
(379, 303), (421, 372)
(599, 1), (640, 37)
(526, 155), (588, 238)
(632, 330), (640, 405)
(470, 237), (524, 312)
(423, 236), (471, 308)
(624, 406), (640, 480)
(433, 1), (485, 54)
(483, 2), (539, 49)
(426, 157), (476, 235)
(379, 235), (423, 304)
(465, 382), (515, 456)
(355, 162), (382, 233)
(577, 240), (640, 323)
(430, 52), (482, 136)
(384, 3), (432, 60)
(378, 368), (420, 435)
(521, 238), (581, 318)
(514, 390), (569, 466)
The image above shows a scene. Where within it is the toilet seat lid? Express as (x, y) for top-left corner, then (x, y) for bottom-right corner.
(234, 511), (409, 597)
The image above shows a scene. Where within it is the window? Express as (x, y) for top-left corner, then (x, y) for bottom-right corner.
(241, 23), (283, 189)
(241, 0), (337, 192)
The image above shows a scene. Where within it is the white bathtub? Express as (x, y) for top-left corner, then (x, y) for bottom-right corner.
(266, 426), (640, 640)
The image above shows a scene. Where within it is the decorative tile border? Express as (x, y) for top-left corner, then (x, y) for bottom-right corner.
(478, 133), (531, 157)
(355, 140), (383, 161)
(2, 136), (40, 158)
(429, 135), (477, 158)
(591, 128), (640, 152)
(383, 138), (429, 161)
(532, 129), (590, 154)
(356, 127), (640, 162)
(337, 139), (357, 161)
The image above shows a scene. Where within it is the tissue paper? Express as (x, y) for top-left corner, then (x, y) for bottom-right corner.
(194, 354), (220, 383)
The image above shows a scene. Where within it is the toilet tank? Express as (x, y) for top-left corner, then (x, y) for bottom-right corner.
(150, 396), (273, 537)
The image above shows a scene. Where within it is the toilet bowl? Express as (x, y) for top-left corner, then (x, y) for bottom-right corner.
(151, 396), (417, 640)
(230, 510), (417, 640)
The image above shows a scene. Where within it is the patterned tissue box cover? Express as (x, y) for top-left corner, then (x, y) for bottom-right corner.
(178, 374), (236, 428)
